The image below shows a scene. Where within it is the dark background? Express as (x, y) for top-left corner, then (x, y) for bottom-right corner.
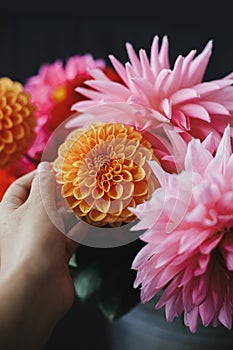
(1, 1), (232, 349)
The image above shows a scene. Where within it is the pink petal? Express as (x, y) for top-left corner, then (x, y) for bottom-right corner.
(171, 88), (199, 105)
(109, 54), (129, 85)
(126, 42), (142, 75)
(180, 103), (211, 122)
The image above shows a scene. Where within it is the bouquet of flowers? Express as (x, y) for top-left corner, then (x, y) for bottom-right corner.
(1, 34), (233, 333)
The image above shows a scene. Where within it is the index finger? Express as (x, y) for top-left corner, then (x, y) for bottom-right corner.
(1, 170), (36, 211)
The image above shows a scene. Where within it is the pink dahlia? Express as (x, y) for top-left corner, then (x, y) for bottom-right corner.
(130, 125), (233, 332)
(71, 35), (233, 145)
(12, 54), (121, 176)
(23, 54), (105, 160)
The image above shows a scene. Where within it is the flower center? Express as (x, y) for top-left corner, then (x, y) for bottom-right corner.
(96, 158), (125, 192)
(52, 85), (67, 102)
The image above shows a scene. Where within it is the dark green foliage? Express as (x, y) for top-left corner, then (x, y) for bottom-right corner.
(70, 239), (145, 321)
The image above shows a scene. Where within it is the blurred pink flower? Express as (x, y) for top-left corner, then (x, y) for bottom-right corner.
(24, 54), (105, 160)
(130, 125), (233, 332)
(71, 35), (233, 145)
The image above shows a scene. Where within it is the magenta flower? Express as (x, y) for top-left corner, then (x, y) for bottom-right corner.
(130, 125), (233, 332)
(71, 35), (233, 145)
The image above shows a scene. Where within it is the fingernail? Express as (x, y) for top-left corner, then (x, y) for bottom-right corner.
(37, 162), (52, 172)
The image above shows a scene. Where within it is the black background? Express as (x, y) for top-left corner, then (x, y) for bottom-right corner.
(1, 1), (233, 349)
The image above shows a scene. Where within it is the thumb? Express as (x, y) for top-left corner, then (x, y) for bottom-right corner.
(28, 162), (64, 232)
(29, 162), (55, 208)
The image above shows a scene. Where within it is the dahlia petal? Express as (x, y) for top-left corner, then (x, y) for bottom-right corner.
(139, 49), (155, 83)
(130, 206), (163, 231)
(188, 40), (212, 86)
(184, 306), (199, 333)
(218, 302), (232, 329)
(199, 234), (223, 255)
(108, 183), (123, 199)
(224, 252), (233, 271)
(201, 131), (219, 154)
(132, 77), (156, 106)
(108, 55), (128, 85)
(79, 199), (93, 214)
(71, 100), (100, 112)
(163, 55), (184, 95)
(87, 68), (110, 81)
(158, 35), (170, 69)
(154, 69), (171, 96)
(185, 203), (208, 223)
(214, 124), (231, 165)
(131, 242), (158, 269)
(185, 138), (212, 175)
(180, 103), (211, 122)
(171, 88), (199, 105)
(147, 160), (168, 186)
(150, 35), (160, 76)
(126, 42), (142, 75)
(199, 297), (215, 327)
(180, 49), (197, 88)
(172, 110), (190, 129)
(178, 228), (210, 255)
(191, 275), (209, 304)
(109, 199), (123, 214)
(75, 87), (105, 100)
(84, 80), (130, 99)
(161, 98), (172, 119)
(199, 101), (230, 116)
(193, 181), (221, 206)
(153, 243), (178, 268)
(165, 295), (182, 322)
(156, 277), (183, 309)
(89, 209), (106, 222)
(183, 281), (197, 313)
(155, 263), (184, 289)
(140, 282), (161, 303)
(124, 62), (142, 95)
(194, 254), (210, 276)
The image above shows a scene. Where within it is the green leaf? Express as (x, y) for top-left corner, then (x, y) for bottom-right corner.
(96, 272), (140, 321)
(71, 239), (145, 319)
(72, 263), (102, 301)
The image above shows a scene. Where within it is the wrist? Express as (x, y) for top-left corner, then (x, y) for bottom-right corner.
(0, 266), (57, 350)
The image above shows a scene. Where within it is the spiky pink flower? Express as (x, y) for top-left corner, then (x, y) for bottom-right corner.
(71, 35), (233, 144)
(130, 125), (233, 333)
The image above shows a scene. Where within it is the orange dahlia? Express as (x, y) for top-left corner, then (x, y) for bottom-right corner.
(53, 122), (159, 227)
(0, 77), (36, 167)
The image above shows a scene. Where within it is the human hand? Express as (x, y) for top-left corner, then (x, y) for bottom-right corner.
(0, 162), (79, 349)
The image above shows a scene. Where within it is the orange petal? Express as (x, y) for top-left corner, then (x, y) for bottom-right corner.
(88, 209), (106, 222)
(124, 144), (137, 158)
(2, 117), (13, 129)
(94, 197), (110, 213)
(108, 183), (123, 199)
(109, 199), (123, 214)
(121, 170), (133, 181)
(79, 199), (93, 214)
(0, 129), (13, 143)
(121, 181), (134, 200)
(62, 182), (74, 197)
(134, 180), (148, 196)
(131, 166), (146, 182)
(92, 187), (104, 199)
(73, 185), (90, 200)
(102, 180), (111, 192)
(66, 196), (81, 209)
(3, 142), (17, 154)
